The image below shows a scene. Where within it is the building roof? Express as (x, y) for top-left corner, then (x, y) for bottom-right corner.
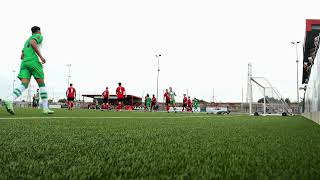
(303, 19), (320, 62)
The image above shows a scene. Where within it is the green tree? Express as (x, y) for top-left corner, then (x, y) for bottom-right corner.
(58, 98), (67, 103)
(257, 98), (268, 103)
(285, 98), (291, 104)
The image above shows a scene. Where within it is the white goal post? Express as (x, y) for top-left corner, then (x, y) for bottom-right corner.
(246, 63), (292, 116)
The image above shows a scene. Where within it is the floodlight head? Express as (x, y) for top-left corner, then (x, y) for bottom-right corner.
(291, 41), (300, 45)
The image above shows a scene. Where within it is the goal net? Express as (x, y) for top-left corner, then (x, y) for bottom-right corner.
(246, 64), (292, 115)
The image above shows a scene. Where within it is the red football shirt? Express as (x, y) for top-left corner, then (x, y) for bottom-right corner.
(187, 99), (192, 106)
(183, 97), (188, 104)
(116, 86), (125, 99)
(67, 87), (76, 98)
(102, 90), (109, 99)
(152, 97), (157, 104)
(164, 92), (170, 101)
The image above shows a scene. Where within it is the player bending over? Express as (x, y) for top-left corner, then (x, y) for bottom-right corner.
(66, 84), (76, 110)
(3, 26), (53, 114)
(164, 89), (171, 113)
(116, 82), (126, 111)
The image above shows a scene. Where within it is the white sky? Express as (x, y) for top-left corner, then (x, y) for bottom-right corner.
(1, 0), (319, 102)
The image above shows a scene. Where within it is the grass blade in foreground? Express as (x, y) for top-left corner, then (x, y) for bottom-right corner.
(0, 109), (319, 179)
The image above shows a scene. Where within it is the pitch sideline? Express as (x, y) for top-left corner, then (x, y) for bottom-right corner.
(0, 115), (243, 120)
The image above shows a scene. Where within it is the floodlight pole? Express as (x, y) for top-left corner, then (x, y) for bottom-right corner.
(67, 64), (72, 87)
(155, 55), (161, 101)
(241, 87), (244, 112)
(212, 88), (214, 103)
(291, 41), (300, 114)
(247, 63), (253, 115)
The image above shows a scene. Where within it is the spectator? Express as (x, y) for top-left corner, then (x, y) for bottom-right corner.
(32, 94), (38, 108)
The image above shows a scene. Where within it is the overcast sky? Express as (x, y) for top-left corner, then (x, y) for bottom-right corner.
(1, 0), (319, 102)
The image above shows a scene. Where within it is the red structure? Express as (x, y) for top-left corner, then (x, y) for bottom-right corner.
(82, 94), (142, 107)
(303, 19), (320, 83)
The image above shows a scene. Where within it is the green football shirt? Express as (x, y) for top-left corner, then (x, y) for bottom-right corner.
(169, 91), (175, 101)
(193, 99), (199, 107)
(146, 97), (151, 105)
(22, 34), (43, 62)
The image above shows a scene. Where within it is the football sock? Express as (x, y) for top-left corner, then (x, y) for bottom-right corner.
(39, 83), (49, 109)
(11, 83), (28, 101)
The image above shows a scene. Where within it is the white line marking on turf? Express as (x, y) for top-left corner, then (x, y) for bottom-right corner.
(0, 115), (241, 120)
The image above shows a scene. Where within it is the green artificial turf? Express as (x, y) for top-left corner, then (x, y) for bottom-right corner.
(0, 108), (320, 179)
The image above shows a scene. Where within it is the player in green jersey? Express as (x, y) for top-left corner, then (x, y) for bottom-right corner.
(3, 26), (54, 114)
(193, 97), (199, 112)
(169, 87), (177, 113)
(145, 94), (152, 112)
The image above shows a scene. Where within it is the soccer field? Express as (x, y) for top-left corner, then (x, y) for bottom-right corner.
(0, 109), (320, 179)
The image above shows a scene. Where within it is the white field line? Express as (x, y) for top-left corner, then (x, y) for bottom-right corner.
(0, 115), (243, 120)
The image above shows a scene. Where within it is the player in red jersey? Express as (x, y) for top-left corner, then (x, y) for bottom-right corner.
(187, 96), (193, 112)
(116, 82), (126, 111)
(101, 102), (110, 110)
(182, 94), (188, 112)
(163, 89), (171, 113)
(102, 87), (109, 110)
(66, 84), (76, 111)
(150, 94), (157, 112)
